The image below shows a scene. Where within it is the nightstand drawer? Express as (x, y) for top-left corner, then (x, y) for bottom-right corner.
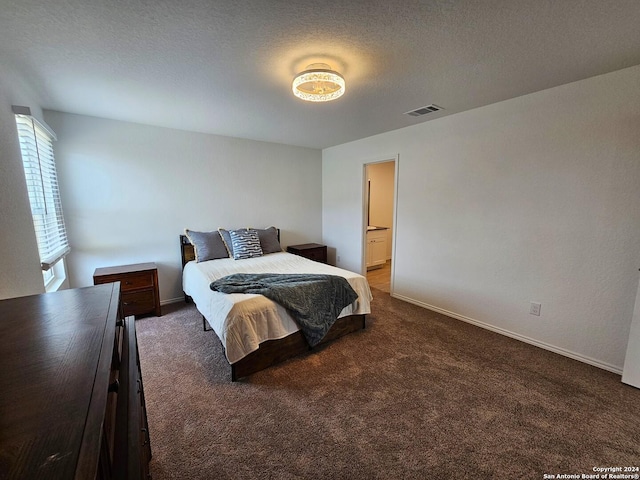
(93, 271), (153, 291)
(303, 248), (326, 262)
(119, 271), (154, 291)
(287, 243), (328, 264)
(121, 290), (156, 317)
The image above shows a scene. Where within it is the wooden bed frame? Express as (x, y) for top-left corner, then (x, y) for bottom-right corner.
(179, 234), (366, 381)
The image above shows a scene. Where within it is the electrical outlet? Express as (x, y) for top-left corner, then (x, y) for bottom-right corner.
(530, 302), (541, 316)
(337, 255), (341, 263)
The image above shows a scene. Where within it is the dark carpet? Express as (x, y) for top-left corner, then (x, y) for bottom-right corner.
(136, 288), (640, 479)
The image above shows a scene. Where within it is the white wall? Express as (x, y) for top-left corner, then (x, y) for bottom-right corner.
(0, 68), (47, 299)
(323, 65), (640, 372)
(44, 112), (323, 303)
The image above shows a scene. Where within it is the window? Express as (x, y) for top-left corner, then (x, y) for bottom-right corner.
(13, 106), (70, 289)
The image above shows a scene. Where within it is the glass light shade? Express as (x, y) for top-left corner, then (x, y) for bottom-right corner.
(292, 64), (345, 102)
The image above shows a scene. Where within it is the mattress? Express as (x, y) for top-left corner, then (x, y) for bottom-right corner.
(183, 252), (373, 363)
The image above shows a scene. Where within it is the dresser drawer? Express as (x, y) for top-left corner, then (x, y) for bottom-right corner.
(113, 316), (152, 479)
(122, 290), (156, 317)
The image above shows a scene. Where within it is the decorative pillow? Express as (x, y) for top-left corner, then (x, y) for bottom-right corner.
(218, 228), (234, 257)
(250, 226), (282, 254)
(229, 229), (263, 260)
(184, 229), (229, 262)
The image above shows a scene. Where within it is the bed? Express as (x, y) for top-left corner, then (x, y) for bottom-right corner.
(180, 232), (372, 381)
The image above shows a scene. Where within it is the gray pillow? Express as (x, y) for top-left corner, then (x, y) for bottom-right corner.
(229, 229), (263, 260)
(184, 229), (229, 262)
(218, 228), (234, 257)
(251, 227), (282, 254)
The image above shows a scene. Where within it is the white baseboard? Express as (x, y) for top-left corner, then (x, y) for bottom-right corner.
(161, 296), (185, 306)
(391, 292), (623, 375)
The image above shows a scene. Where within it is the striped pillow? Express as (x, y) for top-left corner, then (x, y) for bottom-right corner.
(229, 229), (263, 260)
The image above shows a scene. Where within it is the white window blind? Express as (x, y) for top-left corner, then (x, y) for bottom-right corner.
(14, 109), (70, 271)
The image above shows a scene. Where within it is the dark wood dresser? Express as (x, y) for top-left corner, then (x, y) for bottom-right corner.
(0, 284), (151, 479)
(94, 262), (161, 318)
(286, 243), (327, 263)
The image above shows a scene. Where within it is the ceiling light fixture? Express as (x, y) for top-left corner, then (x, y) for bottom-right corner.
(292, 63), (345, 102)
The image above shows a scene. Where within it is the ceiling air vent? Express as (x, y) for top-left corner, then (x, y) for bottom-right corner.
(404, 104), (443, 117)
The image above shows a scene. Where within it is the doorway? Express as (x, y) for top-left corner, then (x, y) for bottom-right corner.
(363, 159), (397, 294)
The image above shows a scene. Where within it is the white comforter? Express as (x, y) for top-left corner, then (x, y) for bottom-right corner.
(183, 252), (372, 363)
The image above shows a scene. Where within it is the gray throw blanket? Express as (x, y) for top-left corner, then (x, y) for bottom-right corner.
(210, 273), (358, 347)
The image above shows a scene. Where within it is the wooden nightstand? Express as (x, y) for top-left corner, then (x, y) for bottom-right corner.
(287, 243), (327, 264)
(93, 262), (161, 317)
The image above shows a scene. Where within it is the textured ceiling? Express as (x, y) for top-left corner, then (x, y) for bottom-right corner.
(2, 0), (640, 149)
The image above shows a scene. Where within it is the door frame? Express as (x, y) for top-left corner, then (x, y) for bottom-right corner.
(622, 270), (640, 387)
(361, 155), (399, 294)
